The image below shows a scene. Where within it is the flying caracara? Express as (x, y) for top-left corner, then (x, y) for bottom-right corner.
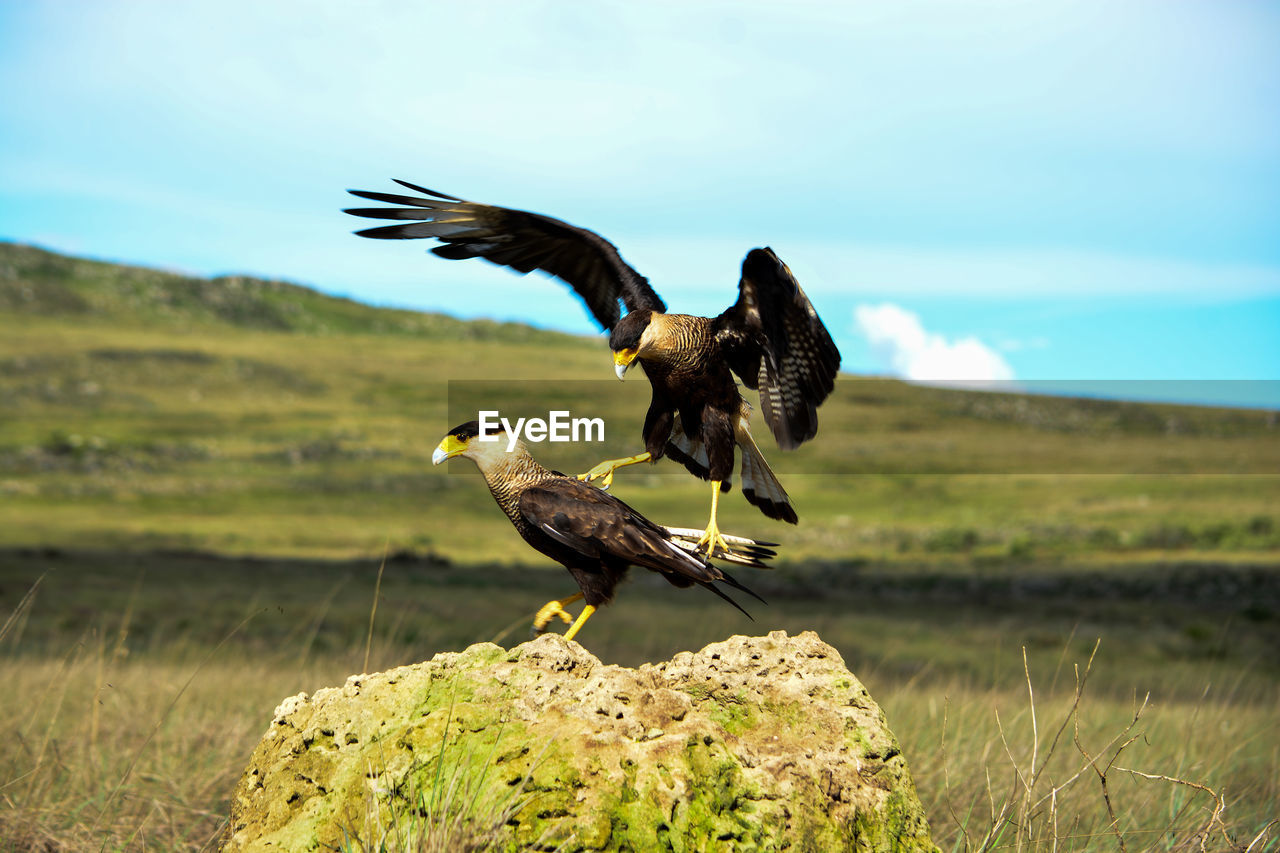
(349, 181), (841, 555)
(432, 420), (775, 642)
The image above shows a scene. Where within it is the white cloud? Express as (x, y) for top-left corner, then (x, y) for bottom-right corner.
(853, 303), (1015, 384)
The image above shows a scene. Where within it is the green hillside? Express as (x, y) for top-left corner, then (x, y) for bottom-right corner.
(0, 241), (579, 341)
(2, 240), (1277, 565)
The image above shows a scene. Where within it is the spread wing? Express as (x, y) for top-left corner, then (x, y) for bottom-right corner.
(345, 180), (665, 330)
(715, 248), (841, 450)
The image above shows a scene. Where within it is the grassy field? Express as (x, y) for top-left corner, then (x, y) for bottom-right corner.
(2, 242), (1277, 565)
(2, 551), (1276, 850)
(1, 242), (1278, 850)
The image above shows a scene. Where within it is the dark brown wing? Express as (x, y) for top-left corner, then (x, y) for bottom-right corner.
(517, 478), (764, 614)
(345, 180), (665, 330)
(519, 479), (718, 582)
(715, 248), (841, 450)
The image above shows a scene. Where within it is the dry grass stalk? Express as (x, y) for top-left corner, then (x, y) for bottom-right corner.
(941, 637), (1272, 852)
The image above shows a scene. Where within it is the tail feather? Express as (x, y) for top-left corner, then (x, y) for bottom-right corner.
(737, 425), (798, 524)
(698, 580), (756, 620)
(663, 527), (777, 568)
(732, 402), (798, 524)
(710, 567), (768, 606)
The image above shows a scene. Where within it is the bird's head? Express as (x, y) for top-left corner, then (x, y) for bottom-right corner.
(608, 310), (656, 380)
(432, 420), (512, 466)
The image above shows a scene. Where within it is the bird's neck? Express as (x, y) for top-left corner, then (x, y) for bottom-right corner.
(469, 441), (548, 484)
(639, 313), (713, 372)
(469, 444), (556, 524)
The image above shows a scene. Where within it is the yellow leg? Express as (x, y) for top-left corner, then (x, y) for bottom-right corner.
(695, 481), (730, 555)
(531, 593), (583, 635)
(562, 604), (597, 642)
(577, 451), (652, 489)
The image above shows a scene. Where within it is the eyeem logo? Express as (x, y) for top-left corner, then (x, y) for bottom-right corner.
(478, 410), (605, 452)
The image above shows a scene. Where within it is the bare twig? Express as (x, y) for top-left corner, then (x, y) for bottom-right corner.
(939, 697), (974, 851)
(0, 574), (45, 645)
(1244, 820), (1278, 853)
(1019, 647), (1040, 850)
(1073, 687), (1151, 853)
(1114, 767), (1231, 852)
(364, 541), (389, 674)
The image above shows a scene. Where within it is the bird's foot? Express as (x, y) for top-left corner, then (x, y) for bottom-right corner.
(577, 452), (652, 490)
(531, 597), (578, 638)
(695, 520), (731, 556)
(577, 460), (618, 489)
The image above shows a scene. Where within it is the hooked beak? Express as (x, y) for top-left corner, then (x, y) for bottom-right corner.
(613, 348), (638, 381)
(432, 435), (467, 466)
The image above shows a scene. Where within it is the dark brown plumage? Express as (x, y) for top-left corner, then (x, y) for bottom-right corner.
(345, 181), (665, 329)
(432, 420), (774, 642)
(350, 181), (841, 552)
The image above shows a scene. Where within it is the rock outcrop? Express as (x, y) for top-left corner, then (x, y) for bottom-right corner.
(224, 630), (937, 851)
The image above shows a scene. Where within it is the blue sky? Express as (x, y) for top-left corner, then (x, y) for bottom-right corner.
(2, 1), (1277, 406)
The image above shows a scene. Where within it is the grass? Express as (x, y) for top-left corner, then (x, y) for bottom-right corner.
(1, 241), (1277, 849)
(912, 646), (1277, 851)
(1, 550), (1276, 851)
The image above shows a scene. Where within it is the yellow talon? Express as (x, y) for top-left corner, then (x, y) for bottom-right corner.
(695, 521), (731, 556)
(577, 452), (652, 489)
(695, 480), (729, 555)
(532, 593), (583, 636)
(577, 461), (616, 489)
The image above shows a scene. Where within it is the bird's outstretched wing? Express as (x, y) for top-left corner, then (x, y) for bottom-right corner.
(518, 479), (764, 611)
(715, 248), (841, 450)
(345, 180), (665, 330)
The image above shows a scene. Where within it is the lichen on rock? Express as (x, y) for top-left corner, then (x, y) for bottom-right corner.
(223, 630), (938, 851)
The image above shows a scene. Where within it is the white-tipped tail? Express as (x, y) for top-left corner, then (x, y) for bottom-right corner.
(663, 527), (777, 568)
(734, 416), (797, 524)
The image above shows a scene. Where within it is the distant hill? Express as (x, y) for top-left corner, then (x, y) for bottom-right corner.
(0, 240), (577, 343)
(1, 241), (1276, 564)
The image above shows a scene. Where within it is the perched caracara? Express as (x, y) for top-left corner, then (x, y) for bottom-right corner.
(349, 182), (841, 555)
(432, 421), (774, 642)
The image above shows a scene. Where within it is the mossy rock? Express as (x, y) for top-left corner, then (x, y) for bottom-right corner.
(223, 631), (937, 851)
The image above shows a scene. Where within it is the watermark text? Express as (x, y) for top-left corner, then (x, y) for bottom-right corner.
(478, 410), (605, 452)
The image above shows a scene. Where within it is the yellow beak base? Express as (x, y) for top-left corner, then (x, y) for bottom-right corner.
(432, 434), (468, 465)
(613, 348), (638, 380)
